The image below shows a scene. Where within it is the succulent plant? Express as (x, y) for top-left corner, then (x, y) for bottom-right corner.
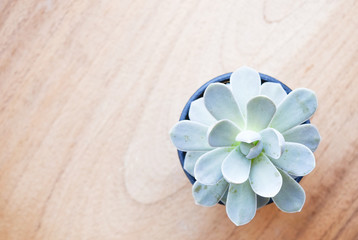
(169, 66), (321, 226)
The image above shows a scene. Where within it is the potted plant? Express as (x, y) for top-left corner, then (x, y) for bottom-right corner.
(169, 66), (321, 226)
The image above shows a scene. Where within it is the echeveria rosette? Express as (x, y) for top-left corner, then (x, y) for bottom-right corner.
(169, 66), (321, 226)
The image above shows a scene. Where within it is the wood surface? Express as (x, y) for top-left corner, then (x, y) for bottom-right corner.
(0, 0), (358, 239)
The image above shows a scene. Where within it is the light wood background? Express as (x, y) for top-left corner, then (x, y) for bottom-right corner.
(0, 0), (358, 239)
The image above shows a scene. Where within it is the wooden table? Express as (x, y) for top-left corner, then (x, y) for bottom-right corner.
(1, 1), (357, 239)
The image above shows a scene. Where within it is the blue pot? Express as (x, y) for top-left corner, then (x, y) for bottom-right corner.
(177, 72), (308, 205)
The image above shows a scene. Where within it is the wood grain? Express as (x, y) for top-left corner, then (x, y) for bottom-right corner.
(0, 0), (358, 239)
